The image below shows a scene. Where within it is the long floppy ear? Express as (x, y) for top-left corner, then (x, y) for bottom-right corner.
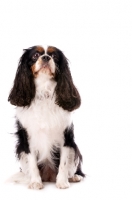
(8, 50), (35, 107)
(55, 52), (81, 111)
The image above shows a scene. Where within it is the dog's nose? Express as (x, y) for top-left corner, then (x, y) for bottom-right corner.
(42, 55), (51, 62)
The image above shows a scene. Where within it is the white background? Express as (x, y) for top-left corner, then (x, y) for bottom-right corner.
(0, 0), (132, 199)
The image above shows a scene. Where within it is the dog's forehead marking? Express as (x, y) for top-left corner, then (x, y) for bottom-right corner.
(35, 45), (56, 55)
(47, 46), (56, 53)
(35, 46), (44, 53)
(43, 44), (48, 54)
(35, 45), (48, 55)
(36, 46), (44, 53)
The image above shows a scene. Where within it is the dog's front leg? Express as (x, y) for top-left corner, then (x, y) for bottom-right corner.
(56, 147), (70, 189)
(25, 153), (43, 189)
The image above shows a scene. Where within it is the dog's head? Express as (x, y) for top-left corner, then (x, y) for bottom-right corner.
(8, 45), (81, 111)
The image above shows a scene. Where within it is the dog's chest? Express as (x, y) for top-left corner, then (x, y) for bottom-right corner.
(16, 97), (71, 161)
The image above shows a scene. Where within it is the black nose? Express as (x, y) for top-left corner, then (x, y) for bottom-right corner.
(42, 55), (51, 62)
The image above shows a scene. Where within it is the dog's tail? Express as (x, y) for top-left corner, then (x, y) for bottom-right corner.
(6, 172), (30, 185)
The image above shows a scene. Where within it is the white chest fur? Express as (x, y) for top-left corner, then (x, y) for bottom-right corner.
(16, 79), (72, 163)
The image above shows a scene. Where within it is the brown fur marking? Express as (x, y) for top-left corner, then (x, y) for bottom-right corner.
(47, 46), (56, 54)
(39, 165), (57, 182)
(36, 46), (44, 53)
(31, 64), (38, 77)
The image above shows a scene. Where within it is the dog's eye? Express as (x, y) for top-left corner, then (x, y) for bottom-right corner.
(32, 52), (41, 61)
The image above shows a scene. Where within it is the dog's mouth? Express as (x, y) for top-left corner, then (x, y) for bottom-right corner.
(41, 63), (50, 69)
(32, 63), (55, 78)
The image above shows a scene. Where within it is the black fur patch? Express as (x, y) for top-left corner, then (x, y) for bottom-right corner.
(55, 50), (81, 112)
(50, 145), (60, 169)
(64, 124), (76, 147)
(64, 124), (85, 177)
(75, 161), (85, 177)
(64, 124), (81, 158)
(15, 120), (30, 159)
(8, 47), (38, 107)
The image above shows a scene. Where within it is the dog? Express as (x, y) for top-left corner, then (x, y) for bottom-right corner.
(8, 45), (85, 189)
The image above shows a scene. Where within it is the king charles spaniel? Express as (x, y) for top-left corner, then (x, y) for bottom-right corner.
(8, 45), (85, 189)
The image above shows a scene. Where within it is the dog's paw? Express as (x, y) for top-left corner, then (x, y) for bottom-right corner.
(56, 180), (70, 189)
(28, 182), (44, 190)
(69, 174), (83, 182)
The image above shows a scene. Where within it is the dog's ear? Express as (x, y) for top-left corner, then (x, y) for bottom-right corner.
(55, 52), (81, 111)
(8, 50), (35, 107)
